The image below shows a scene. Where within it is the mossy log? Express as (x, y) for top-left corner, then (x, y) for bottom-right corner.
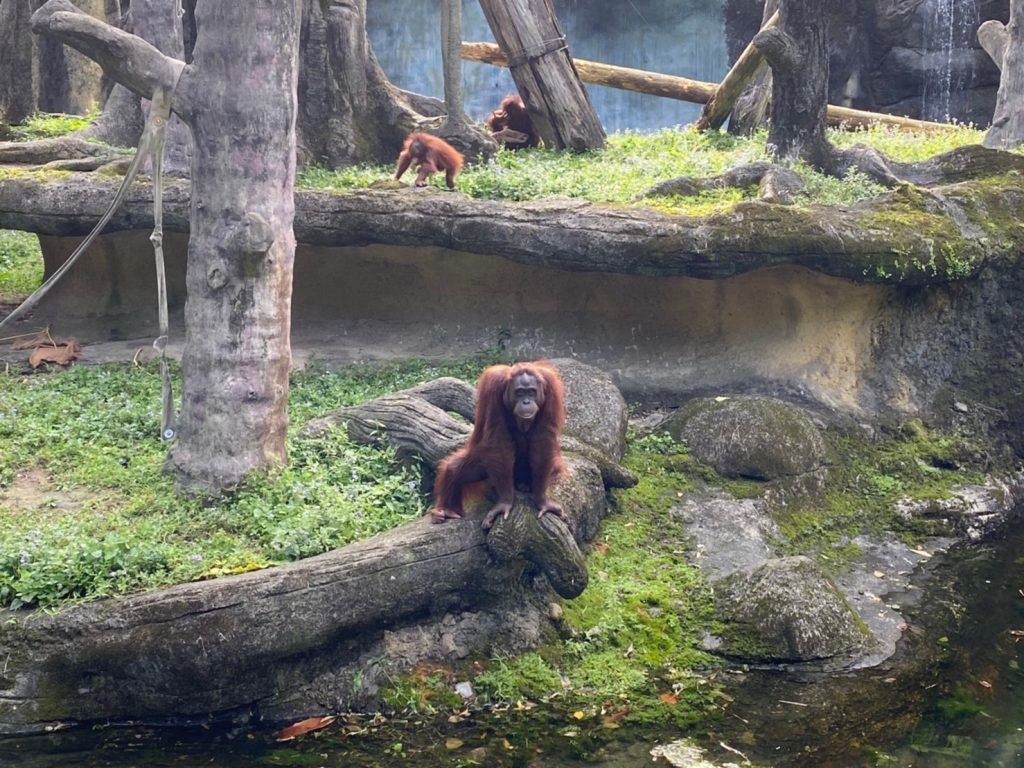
(1, 145), (1023, 287)
(0, 363), (632, 735)
(303, 372), (637, 598)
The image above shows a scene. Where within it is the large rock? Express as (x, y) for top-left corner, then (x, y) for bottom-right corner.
(662, 396), (830, 481)
(712, 556), (876, 664)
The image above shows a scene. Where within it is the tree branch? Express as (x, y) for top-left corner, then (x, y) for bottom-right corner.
(752, 27), (802, 73)
(31, 0), (186, 112)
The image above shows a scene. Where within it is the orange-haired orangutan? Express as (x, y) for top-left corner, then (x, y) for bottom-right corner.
(431, 362), (566, 529)
(486, 95), (539, 150)
(395, 132), (464, 190)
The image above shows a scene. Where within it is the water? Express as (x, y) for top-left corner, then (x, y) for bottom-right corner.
(920, 0), (981, 123)
(366, 0), (729, 134)
(6, 522), (1024, 767)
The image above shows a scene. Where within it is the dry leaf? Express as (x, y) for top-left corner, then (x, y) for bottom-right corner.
(29, 340), (80, 368)
(445, 738), (464, 750)
(659, 692), (678, 705)
(11, 328), (54, 351)
(979, 680), (993, 689)
(601, 705), (630, 727)
(274, 715), (336, 742)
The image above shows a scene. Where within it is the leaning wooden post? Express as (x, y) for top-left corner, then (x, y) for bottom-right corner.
(981, 0), (1024, 149)
(477, 0), (604, 150)
(695, 9), (779, 132)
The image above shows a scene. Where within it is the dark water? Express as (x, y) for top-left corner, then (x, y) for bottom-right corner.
(366, 0), (729, 134)
(6, 524), (1024, 767)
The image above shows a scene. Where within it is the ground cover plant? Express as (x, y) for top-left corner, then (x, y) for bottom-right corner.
(0, 230), (43, 305)
(298, 123), (992, 213)
(0, 358), (495, 609)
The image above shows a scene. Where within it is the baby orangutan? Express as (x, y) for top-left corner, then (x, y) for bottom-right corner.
(395, 132), (464, 190)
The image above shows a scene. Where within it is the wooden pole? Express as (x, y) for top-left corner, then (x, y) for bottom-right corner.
(695, 10), (779, 132)
(476, 0), (605, 150)
(462, 41), (956, 134)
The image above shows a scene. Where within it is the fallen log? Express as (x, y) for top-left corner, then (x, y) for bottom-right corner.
(462, 41), (955, 134)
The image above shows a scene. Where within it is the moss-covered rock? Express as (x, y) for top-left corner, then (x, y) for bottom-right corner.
(662, 396), (830, 482)
(712, 556), (875, 664)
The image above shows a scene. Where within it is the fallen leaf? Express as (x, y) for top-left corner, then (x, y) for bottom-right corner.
(29, 340), (80, 368)
(445, 738), (464, 750)
(592, 541), (609, 555)
(573, 710), (586, 720)
(274, 715), (336, 742)
(659, 692), (678, 705)
(11, 328), (54, 350)
(601, 705), (630, 727)
(979, 680), (993, 689)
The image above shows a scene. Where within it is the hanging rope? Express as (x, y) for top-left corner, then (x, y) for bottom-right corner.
(0, 62), (185, 441)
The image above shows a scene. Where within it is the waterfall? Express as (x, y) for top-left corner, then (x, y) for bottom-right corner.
(920, 0), (980, 122)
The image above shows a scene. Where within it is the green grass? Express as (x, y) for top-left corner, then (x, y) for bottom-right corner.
(0, 230), (43, 303)
(7, 111), (96, 141)
(0, 357), (497, 610)
(462, 435), (723, 735)
(298, 124), (990, 213)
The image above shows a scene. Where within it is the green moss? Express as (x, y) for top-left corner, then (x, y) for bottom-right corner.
(381, 665), (463, 715)
(854, 190), (984, 282)
(934, 687), (984, 722)
(0, 167), (72, 184)
(454, 438), (724, 745)
(774, 423), (987, 564)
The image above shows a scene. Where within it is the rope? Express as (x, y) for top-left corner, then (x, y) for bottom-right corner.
(0, 61), (185, 442)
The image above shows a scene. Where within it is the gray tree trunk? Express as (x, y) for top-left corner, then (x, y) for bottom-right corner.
(297, 0), (425, 167)
(983, 0), (1024, 149)
(0, 0), (38, 126)
(478, 0), (605, 150)
(752, 0), (830, 167)
(728, 0), (778, 135)
(79, 0), (191, 171)
(32, 0), (300, 493)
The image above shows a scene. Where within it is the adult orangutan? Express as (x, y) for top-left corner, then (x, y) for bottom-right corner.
(431, 361), (566, 529)
(486, 94), (539, 150)
(395, 132), (464, 190)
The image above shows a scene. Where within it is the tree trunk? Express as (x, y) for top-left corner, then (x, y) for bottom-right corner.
(32, 0), (300, 493)
(478, 0), (605, 150)
(0, 0), (37, 125)
(983, 0), (1024, 150)
(753, 0), (830, 167)
(168, 3), (299, 492)
(297, 0), (432, 168)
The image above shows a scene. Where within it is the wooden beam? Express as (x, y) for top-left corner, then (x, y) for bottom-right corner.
(695, 10), (779, 131)
(463, 41), (956, 134)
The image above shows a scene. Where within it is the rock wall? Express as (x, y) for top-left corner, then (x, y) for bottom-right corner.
(23, 231), (1024, 456)
(725, 0), (1009, 126)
